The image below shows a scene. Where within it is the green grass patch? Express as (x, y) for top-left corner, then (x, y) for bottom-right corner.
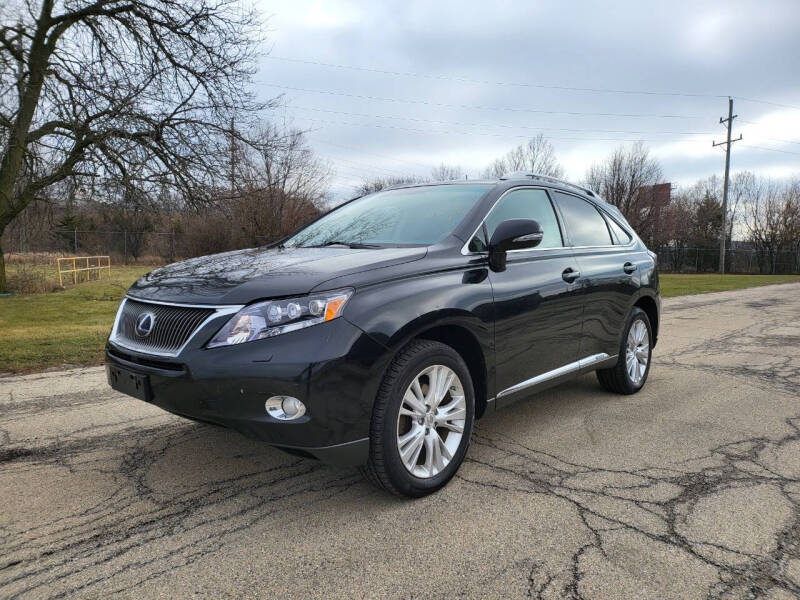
(659, 273), (800, 298)
(1, 270), (799, 374)
(0, 265), (152, 374)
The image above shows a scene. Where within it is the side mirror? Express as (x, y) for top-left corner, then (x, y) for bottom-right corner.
(488, 219), (543, 271)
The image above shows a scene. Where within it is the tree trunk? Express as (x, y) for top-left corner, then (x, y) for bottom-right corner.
(0, 4), (55, 294)
(0, 236), (7, 293)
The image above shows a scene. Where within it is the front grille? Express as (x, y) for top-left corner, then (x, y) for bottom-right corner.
(113, 298), (216, 356)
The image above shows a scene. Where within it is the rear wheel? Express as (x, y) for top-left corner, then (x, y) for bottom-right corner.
(596, 307), (652, 394)
(360, 340), (475, 498)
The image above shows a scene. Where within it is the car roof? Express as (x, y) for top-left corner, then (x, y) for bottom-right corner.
(383, 174), (602, 202)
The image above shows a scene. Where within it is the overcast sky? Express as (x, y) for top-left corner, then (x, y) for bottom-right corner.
(253, 0), (800, 200)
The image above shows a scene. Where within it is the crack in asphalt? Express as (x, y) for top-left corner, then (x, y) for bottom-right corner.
(458, 415), (800, 598)
(1, 283), (800, 599)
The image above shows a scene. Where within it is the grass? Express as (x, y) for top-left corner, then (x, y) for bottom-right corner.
(0, 265), (152, 374)
(659, 274), (800, 298)
(1, 270), (799, 374)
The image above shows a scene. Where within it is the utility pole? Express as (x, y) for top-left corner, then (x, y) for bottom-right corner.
(712, 97), (742, 274)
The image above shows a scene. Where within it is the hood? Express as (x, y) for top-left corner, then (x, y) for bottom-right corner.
(127, 245), (427, 305)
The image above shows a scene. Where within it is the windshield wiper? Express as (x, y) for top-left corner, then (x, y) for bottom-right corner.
(302, 240), (382, 249)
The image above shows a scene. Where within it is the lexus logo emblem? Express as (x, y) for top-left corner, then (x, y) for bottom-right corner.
(135, 312), (156, 337)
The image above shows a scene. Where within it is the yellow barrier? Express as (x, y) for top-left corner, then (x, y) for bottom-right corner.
(57, 256), (111, 286)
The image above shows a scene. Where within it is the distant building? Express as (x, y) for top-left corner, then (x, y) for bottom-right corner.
(636, 183), (672, 212)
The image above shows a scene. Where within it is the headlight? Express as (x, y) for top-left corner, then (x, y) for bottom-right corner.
(207, 288), (353, 348)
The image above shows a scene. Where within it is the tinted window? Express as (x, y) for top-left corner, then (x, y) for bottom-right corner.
(286, 184), (491, 247)
(468, 225), (488, 252)
(607, 217), (632, 245)
(483, 189), (563, 249)
(551, 192), (612, 247)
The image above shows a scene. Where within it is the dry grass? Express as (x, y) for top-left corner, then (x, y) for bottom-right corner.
(5, 251), (69, 265)
(5, 263), (54, 294)
(4, 252), (162, 295)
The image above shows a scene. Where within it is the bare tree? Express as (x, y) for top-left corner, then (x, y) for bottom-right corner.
(483, 134), (564, 179)
(430, 163), (464, 181)
(0, 0), (268, 291)
(234, 124), (331, 244)
(584, 142), (663, 233)
(657, 192), (695, 271)
(355, 175), (422, 196)
(727, 171), (755, 243)
(743, 178), (800, 274)
(682, 173), (751, 246)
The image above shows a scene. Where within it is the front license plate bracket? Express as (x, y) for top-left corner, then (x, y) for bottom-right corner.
(107, 365), (152, 402)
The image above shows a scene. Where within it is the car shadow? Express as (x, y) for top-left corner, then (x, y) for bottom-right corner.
(123, 373), (618, 509)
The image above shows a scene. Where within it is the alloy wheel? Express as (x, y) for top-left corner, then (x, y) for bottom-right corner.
(396, 364), (467, 478)
(625, 319), (650, 385)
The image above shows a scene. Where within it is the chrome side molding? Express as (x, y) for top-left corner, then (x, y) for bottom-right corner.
(496, 353), (615, 399)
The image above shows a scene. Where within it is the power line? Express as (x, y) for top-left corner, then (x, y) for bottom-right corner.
(733, 96), (800, 111)
(326, 162), (408, 177)
(264, 55), (729, 100)
(739, 144), (800, 156)
(741, 134), (800, 147)
(265, 56), (800, 112)
(327, 161), (413, 183)
(328, 155), (417, 176)
(260, 83), (707, 120)
(294, 115), (667, 143)
(311, 138), (433, 169)
(737, 124), (800, 146)
(290, 105), (715, 137)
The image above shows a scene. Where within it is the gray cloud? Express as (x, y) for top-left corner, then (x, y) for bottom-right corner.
(255, 0), (800, 197)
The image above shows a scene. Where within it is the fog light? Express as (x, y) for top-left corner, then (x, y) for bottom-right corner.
(265, 396), (306, 420)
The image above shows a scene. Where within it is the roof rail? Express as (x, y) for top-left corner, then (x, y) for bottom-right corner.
(498, 171), (601, 200)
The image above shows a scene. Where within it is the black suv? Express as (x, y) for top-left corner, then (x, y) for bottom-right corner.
(106, 172), (660, 497)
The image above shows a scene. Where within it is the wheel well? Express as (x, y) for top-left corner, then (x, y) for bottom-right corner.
(416, 325), (489, 419)
(634, 296), (659, 346)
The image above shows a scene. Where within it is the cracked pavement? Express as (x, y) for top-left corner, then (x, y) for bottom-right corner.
(2, 283), (800, 599)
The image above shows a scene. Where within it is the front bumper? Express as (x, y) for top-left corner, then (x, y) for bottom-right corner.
(106, 316), (391, 466)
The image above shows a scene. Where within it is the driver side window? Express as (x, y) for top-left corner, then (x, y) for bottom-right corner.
(482, 188), (563, 249)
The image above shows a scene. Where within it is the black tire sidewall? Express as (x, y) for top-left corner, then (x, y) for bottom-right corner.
(379, 344), (475, 496)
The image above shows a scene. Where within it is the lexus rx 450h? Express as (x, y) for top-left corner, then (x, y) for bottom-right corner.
(106, 172), (660, 497)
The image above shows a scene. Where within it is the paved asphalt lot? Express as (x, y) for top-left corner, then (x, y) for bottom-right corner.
(2, 283), (800, 599)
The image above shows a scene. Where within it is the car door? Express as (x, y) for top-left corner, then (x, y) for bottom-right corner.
(475, 187), (584, 407)
(549, 191), (640, 360)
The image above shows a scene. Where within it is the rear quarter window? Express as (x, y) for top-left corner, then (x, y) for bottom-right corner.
(606, 216), (633, 245)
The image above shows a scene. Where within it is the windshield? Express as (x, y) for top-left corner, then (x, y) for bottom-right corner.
(284, 184), (491, 247)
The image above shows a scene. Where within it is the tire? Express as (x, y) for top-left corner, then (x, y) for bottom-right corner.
(596, 307), (653, 395)
(360, 339), (475, 498)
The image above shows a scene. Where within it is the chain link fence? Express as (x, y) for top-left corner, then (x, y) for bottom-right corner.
(5, 229), (800, 274)
(653, 247), (800, 274)
(5, 229), (273, 264)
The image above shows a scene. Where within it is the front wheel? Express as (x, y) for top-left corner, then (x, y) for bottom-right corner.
(360, 340), (475, 498)
(596, 307), (652, 394)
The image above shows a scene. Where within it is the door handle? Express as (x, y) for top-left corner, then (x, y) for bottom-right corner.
(623, 262), (638, 274)
(562, 267), (580, 283)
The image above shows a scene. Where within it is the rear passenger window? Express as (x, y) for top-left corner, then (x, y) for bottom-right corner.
(606, 217), (632, 245)
(483, 189), (563, 249)
(551, 192), (613, 247)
